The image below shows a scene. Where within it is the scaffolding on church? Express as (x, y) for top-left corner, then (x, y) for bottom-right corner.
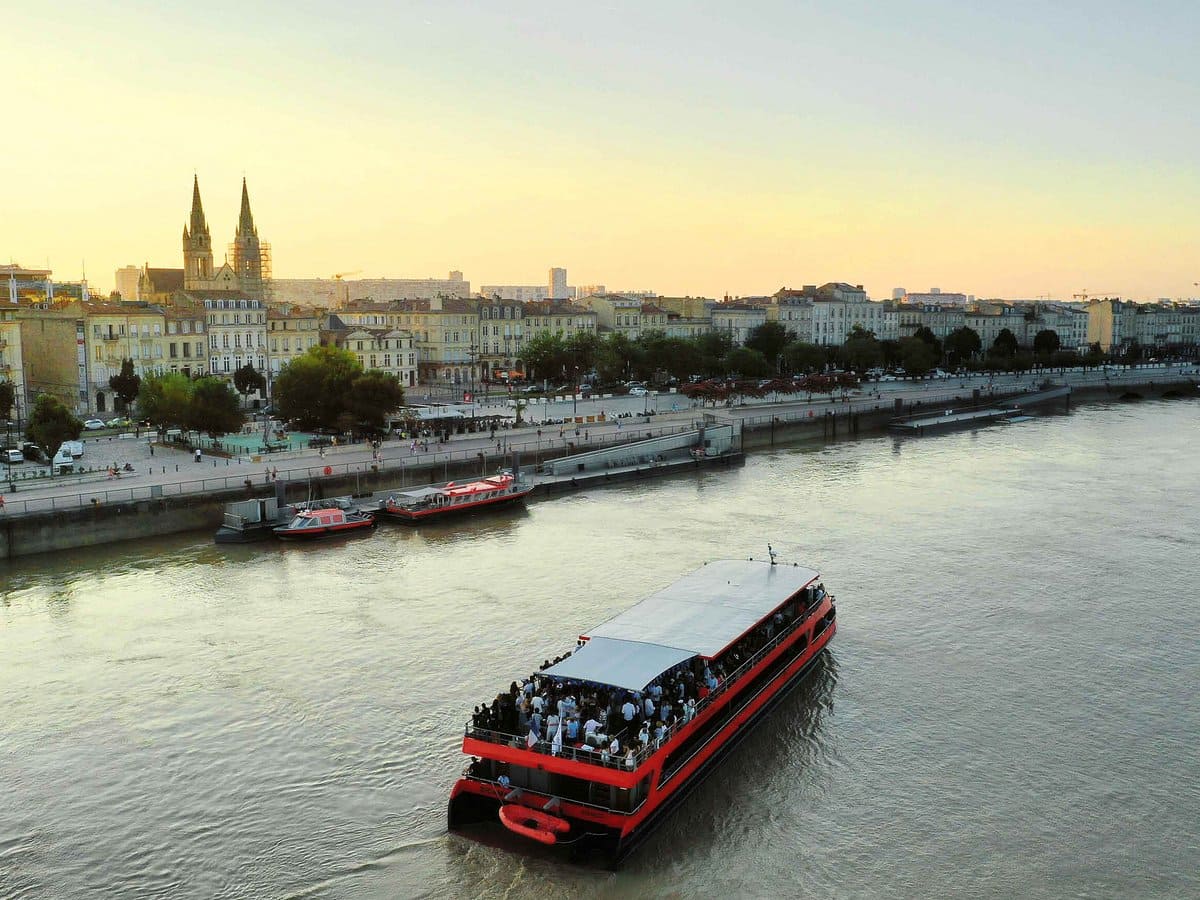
(228, 240), (272, 302)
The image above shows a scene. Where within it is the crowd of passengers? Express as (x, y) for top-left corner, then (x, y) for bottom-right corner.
(469, 584), (826, 767)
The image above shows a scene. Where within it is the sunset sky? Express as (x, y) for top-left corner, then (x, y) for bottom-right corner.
(4, 1), (1197, 300)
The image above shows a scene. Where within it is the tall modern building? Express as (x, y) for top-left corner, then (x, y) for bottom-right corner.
(548, 267), (568, 300)
(114, 265), (141, 301)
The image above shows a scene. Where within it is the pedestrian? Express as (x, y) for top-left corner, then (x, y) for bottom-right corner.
(271, 466), (278, 481)
(149, 444), (154, 457)
(265, 466), (271, 483)
(194, 448), (202, 463)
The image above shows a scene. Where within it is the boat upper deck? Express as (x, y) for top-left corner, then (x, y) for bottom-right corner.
(462, 559), (832, 775)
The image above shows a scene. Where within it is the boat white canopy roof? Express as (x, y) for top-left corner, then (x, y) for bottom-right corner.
(544, 559), (819, 692)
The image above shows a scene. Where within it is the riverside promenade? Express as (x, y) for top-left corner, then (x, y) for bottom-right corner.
(0, 363), (1194, 522)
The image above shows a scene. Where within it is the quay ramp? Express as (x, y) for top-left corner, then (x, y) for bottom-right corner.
(533, 423), (743, 494)
(890, 385), (1071, 435)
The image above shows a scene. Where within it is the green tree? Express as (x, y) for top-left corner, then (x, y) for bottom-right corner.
(138, 372), (194, 432)
(0, 380), (15, 421)
(596, 333), (640, 382)
(744, 321), (790, 370)
(839, 327), (883, 371)
(695, 331), (734, 376)
(724, 346), (772, 377)
(232, 364), (267, 403)
(273, 345), (363, 430)
(944, 327), (982, 364)
(187, 377), (245, 438)
(780, 341), (827, 375)
(25, 394), (83, 459)
(522, 332), (567, 382)
(992, 328), (1019, 357)
(346, 370), (405, 435)
(1033, 329), (1061, 356)
(563, 331), (599, 376)
(899, 337), (938, 375)
(108, 359), (141, 412)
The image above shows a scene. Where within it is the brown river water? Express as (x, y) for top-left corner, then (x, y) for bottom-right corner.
(2, 399), (1198, 899)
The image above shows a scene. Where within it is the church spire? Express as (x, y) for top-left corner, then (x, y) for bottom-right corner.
(189, 174), (209, 238)
(237, 177), (257, 238)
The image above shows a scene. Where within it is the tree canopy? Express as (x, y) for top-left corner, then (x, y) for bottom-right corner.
(944, 327), (982, 363)
(138, 372), (194, 431)
(724, 346), (772, 378)
(992, 328), (1019, 357)
(187, 378), (245, 438)
(841, 327), (883, 370)
(273, 345), (404, 433)
(744, 321), (790, 370)
(274, 345), (363, 431)
(233, 363), (267, 399)
(108, 359), (141, 411)
(346, 370), (406, 435)
(1032, 329), (1061, 356)
(0, 380), (15, 421)
(25, 394), (82, 458)
(898, 337), (938, 375)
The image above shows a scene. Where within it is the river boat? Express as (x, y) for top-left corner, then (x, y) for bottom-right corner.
(272, 506), (376, 540)
(448, 557), (837, 865)
(378, 471), (532, 524)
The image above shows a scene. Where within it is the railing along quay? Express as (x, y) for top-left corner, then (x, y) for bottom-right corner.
(0, 421), (704, 518)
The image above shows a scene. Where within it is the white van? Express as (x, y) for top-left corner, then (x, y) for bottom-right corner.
(63, 440), (84, 459)
(53, 446), (74, 473)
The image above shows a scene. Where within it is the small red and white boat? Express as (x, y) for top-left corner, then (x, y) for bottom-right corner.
(378, 471), (532, 524)
(273, 506), (376, 540)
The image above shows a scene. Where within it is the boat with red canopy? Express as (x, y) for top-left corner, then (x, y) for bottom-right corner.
(378, 471), (532, 524)
(448, 556), (837, 864)
(272, 506), (376, 540)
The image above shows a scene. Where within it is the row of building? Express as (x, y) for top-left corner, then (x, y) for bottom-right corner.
(4, 177), (1196, 420)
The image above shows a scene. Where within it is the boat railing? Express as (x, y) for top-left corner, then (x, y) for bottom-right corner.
(462, 772), (651, 817)
(465, 590), (833, 771)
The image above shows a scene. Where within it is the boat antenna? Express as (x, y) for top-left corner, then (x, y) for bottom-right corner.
(767, 543), (778, 566)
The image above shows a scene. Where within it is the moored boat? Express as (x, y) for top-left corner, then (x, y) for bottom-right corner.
(378, 470), (532, 524)
(272, 506), (376, 540)
(447, 556), (837, 864)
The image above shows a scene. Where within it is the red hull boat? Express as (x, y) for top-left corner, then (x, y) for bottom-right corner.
(378, 471), (532, 524)
(448, 557), (837, 865)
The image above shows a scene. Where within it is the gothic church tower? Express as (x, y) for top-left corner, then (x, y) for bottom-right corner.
(182, 174), (214, 289)
(231, 178), (265, 301)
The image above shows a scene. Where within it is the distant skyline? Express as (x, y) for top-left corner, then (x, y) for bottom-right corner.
(3, 1), (1198, 300)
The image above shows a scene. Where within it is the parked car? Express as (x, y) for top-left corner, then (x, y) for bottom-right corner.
(107, 416), (132, 428)
(83, 418), (106, 430)
(4, 449), (24, 464)
(20, 443), (46, 464)
(628, 386), (649, 397)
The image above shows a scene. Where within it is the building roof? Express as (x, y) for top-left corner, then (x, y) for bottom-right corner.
(523, 300), (592, 316)
(544, 559), (819, 691)
(144, 268), (184, 293)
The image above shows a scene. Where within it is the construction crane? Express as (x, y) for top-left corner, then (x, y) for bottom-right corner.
(1072, 289), (1119, 302)
(331, 270), (361, 281)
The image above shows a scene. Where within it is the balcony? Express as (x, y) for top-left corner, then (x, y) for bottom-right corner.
(101, 333), (119, 342)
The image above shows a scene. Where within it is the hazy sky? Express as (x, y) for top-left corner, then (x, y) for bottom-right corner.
(4, 1), (1197, 299)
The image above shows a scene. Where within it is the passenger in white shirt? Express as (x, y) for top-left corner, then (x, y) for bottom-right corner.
(621, 700), (636, 722)
(584, 717), (601, 736)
